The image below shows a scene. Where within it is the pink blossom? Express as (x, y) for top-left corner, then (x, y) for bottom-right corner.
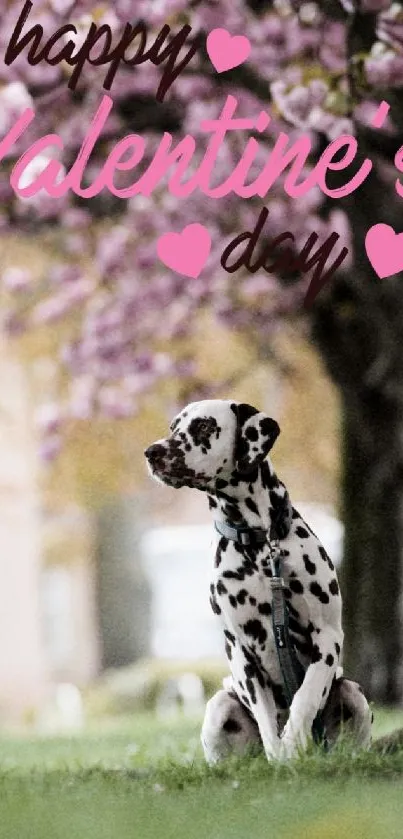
(0, 0), (385, 453)
(2, 267), (32, 292)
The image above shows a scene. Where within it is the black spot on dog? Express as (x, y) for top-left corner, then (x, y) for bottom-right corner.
(210, 594), (221, 615)
(225, 641), (233, 661)
(222, 717), (242, 733)
(208, 496), (218, 509)
(329, 579), (339, 596)
(245, 498), (259, 515)
(188, 416), (221, 449)
(245, 678), (256, 704)
(322, 686), (327, 697)
(335, 642), (341, 656)
(245, 426), (259, 442)
(229, 595), (238, 608)
(223, 568), (246, 581)
(310, 581), (330, 604)
(295, 526), (309, 539)
(237, 589), (248, 605)
(289, 579), (304, 595)
(216, 580), (227, 596)
(303, 554), (316, 575)
(319, 545), (334, 570)
(215, 538), (229, 567)
(326, 653), (334, 666)
(243, 619), (267, 646)
(249, 596), (257, 606)
(224, 629), (236, 645)
(216, 478), (228, 490)
(258, 601), (272, 616)
(242, 646), (265, 686)
(311, 644), (322, 662)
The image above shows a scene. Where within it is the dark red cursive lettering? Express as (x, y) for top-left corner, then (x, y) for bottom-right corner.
(5, 1), (202, 102)
(221, 207), (349, 306)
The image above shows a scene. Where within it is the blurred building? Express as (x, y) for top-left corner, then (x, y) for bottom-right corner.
(0, 342), (101, 723)
(0, 343), (48, 721)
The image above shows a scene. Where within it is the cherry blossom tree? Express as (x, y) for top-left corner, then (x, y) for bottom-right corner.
(1, 0), (403, 701)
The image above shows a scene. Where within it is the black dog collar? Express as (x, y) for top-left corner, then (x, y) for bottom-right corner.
(214, 490), (293, 546)
(214, 519), (267, 546)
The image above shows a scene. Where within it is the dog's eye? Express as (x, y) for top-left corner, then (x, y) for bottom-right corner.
(169, 418), (180, 432)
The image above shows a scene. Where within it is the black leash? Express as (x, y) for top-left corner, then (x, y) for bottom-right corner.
(267, 536), (326, 748)
(215, 491), (327, 748)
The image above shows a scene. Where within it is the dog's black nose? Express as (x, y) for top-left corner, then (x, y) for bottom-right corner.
(144, 443), (166, 465)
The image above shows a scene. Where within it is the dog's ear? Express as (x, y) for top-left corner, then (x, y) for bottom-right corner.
(231, 403), (280, 474)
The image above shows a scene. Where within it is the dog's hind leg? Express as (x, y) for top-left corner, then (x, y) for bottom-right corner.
(321, 677), (372, 750)
(201, 689), (262, 765)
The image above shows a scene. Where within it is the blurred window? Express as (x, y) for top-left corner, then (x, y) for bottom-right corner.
(40, 566), (75, 670)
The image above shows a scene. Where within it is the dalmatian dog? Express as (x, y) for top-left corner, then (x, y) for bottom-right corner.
(145, 399), (372, 762)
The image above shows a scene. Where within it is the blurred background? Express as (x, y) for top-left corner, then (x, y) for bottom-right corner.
(0, 278), (342, 728)
(0, 0), (403, 734)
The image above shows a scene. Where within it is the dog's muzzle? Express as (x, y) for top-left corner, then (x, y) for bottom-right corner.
(144, 443), (170, 479)
(144, 442), (184, 487)
(144, 443), (167, 470)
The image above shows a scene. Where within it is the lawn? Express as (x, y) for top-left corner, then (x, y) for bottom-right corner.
(1, 708), (403, 839)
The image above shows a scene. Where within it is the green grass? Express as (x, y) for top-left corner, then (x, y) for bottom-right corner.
(0, 709), (403, 839)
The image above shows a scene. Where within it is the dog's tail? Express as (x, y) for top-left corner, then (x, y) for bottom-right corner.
(370, 727), (403, 754)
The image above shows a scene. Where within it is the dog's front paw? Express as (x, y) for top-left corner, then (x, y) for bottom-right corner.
(278, 735), (299, 761)
(262, 739), (281, 762)
(279, 728), (308, 760)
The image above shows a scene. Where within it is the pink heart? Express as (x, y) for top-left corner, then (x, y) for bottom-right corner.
(206, 28), (251, 73)
(157, 223), (211, 278)
(365, 224), (403, 279)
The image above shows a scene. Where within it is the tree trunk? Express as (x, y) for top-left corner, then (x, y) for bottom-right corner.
(312, 149), (403, 704)
(340, 393), (403, 703)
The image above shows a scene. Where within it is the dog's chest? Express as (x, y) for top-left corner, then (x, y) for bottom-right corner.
(210, 541), (310, 675)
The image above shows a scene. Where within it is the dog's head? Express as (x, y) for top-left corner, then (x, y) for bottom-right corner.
(144, 399), (280, 491)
